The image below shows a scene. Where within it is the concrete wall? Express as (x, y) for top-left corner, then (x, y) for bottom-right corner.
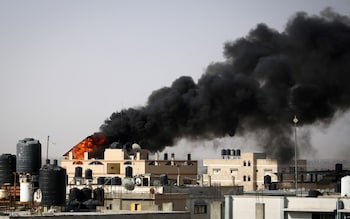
(228, 195), (284, 219)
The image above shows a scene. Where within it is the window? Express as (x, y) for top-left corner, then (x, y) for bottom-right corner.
(311, 213), (334, 219)
(248, 161), (251, 166)
(243, 175), (246, 181)
(248, 176), (251, 181)
(230, 168), (238, 176)
(243, 161), (246, 166)
(213, 168), (221, 174)
(194, 204), (207, 214)
(88, 161), (103, 165)
(107, 163), (120, 174)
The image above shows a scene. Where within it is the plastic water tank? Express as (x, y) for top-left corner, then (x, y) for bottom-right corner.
(39, 161), (66, 206)
(160, 174), (168, 185)
(16, 138), (41, 174)
(341, 176), (350, 197)
(93, 188), (104, 206)
(75, 167), (82, 178)
(85, 169), (93, 180)
(125, 166), (133, 178)
(0, 154), (16, 185)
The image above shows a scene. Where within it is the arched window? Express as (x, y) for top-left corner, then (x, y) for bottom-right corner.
(248, 176), (251, 181)
(248, 161), (251, 166)
(243, 175), (246, 181)
(88, 161), (103, 165)
(243, 161), (246, 166)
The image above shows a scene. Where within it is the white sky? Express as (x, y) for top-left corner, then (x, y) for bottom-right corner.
(1, 0), (350, 161)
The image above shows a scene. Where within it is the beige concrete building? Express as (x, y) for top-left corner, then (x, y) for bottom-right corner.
(202, 151), (307, 191)
(61, 148), (198, 187)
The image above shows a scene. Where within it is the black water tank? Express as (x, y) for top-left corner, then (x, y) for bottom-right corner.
(160, 174), (168, 185)
(111, 177), (122, 185)
(125, 166), (133, 178)
(264, 175), (272, 185)
(236, 149), (241, 156)
(231, 149), (236, 156)
(308, 190), (322, 197)
(85, 169), (92, 180)
(336, 163), (343, 173)
(97, 177), (105, 185)
(104, 177), (111, 185)
(93, 187), (104, 206)
(81, 187), (92, 202)
(39, 162), (66, 206)
(16, 138), (41, 174)
(221, 149), (227, 156)
(268, 183), (277, 190)
(75, 167), (82, 178)
(0, 154), (16, 185)
(143, 177), (149, 186)
(69, 188), (84, 202)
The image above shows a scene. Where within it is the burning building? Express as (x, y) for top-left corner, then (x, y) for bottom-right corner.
(61, 133), (198, 187)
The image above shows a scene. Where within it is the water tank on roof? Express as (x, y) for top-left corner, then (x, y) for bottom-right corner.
(16, 138), (41, 174)
(75, 167), (82, 178)
(93, 188), (104, 206)
(336, 163), (343, 173)
(97, 177), (105, 185)
(85, 169), (92, 180)
(341, 176), (350, 197)
(81, 187), (92, 202)
(160, 174), (168, 186)
(39, 161), (66, 206)
(69, 188), (83, 202)
(125, 166), (133, 178)
(0, 154), (16, 185)
(111, 177), (122, 185)
(236, 149), (241, 156)
(231, 149), (236, 156)
(221, 149), (227, 156)
(264, 175), (272, 185)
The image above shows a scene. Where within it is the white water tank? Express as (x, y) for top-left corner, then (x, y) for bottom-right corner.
(20, 182), (31, 202)
(341, 175), (350, 197)
(20, 175), (32, 202)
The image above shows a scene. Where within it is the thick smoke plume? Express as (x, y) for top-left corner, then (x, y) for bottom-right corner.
(100, 8), (350, 161)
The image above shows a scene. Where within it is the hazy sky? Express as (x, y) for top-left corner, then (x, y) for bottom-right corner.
(1, 0), (350, 161)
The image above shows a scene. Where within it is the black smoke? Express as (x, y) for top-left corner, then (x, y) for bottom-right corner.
(100, 8), (350, 161)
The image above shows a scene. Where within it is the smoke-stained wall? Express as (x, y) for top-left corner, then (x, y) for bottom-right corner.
(100, 8), (350, 161)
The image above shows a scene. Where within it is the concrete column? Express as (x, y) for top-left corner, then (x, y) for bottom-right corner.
(255, 203), (265, 219)
(224, 196), (232, 219)
(211, 201), (222, 219)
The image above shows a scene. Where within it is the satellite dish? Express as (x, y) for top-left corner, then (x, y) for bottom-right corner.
(132, 143), (141, 151)
(135, 177), (142, 186)
(33, 189), (42, 203)
(122, 178), (135, 191)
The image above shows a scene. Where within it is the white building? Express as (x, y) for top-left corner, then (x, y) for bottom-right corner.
(224, 192), (350, 219)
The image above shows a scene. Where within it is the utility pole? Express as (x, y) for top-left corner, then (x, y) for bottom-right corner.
(293, 116), (299, 195)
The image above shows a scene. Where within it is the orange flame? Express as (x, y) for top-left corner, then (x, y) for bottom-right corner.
(71, 133), (107, 159)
